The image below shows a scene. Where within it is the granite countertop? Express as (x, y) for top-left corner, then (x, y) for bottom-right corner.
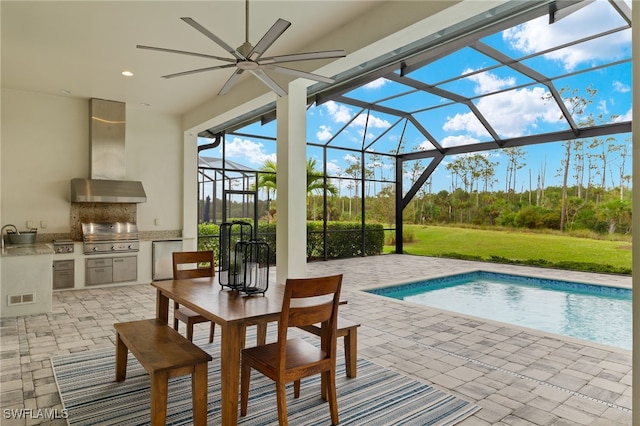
(1, 243), (54, 257)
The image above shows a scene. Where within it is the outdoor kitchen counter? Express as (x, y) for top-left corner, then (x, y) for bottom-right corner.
(1, 244), (53, 317)
(1, 243), (54, 257)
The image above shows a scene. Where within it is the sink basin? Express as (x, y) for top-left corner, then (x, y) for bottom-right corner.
(7, 230), (37, 244)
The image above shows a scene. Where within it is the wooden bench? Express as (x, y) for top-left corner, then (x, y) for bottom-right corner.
(299, 317), (361, 378)
(114, 319), (213, 426)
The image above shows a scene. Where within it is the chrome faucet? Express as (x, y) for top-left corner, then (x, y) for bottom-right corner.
(1, 224), (18, 250)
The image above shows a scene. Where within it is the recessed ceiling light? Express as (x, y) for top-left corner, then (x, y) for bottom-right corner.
(121, 70), (134, 77)
(61, 89), (71, 95)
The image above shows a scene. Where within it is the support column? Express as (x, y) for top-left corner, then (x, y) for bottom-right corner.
(631, 3), (639, 422)
(276, 82), (308, 283)
(183, 132), (198, 251)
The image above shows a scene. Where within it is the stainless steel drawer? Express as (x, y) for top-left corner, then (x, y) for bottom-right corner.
(87, 258), (113, 268)
(54, 260), (74, 271)
(86, 266), (113, 285)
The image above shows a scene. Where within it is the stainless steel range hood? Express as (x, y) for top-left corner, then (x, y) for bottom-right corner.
(71, 98), (147, 203)
(71, 178), (147, 203)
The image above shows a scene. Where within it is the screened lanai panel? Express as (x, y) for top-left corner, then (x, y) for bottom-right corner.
(412, 103), (494, 147)
(309, 103), (366, 148)
(324, 146), (360, 179)
(365, 118), (435, 155)
(436, 65), (535, 98)
(365, 119), (416, 155)
(480, 1), (629, 56)
(364, 152), (395, 185)
(552, 62), (632, 126)
(404, 46), (501, 85)
(519, 29), (632, 77)
(402, 158), (435, 197)
(306, 145), (325, 176)
(323, 107), (401, 151)
(341, 77), (415, 103)
(378, 89), (449, 114)
(471, 84), (569, 139)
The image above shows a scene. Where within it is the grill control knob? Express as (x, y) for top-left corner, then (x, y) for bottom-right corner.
(92, 247), (98, 252)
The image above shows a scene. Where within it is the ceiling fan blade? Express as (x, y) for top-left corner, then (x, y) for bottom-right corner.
(264, 65), (335, 84)
(250, 69), (287, 96)
(181, 17), (246, 60)
(248, 18), (291, 61)
(137, 45), (235, 63)
(259, 50), (346, 65)
(219, 69), (245, 96)
(162, 64), (236, 79)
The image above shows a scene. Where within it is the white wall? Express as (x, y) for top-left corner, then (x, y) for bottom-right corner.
(1, 88), (184, 234)
(126, 108), (183, 232)
(2, 89), (87, 232)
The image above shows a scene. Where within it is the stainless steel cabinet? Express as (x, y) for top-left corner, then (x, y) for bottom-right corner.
(152, 240), (182, 280)
(53, 260), (74, 289)
(113, 256), (137, 282)
(86, 256), (136, 285)
(86, 258), (113, 285)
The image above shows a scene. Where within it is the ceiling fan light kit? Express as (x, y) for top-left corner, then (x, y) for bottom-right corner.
(137, 0), (345, 96)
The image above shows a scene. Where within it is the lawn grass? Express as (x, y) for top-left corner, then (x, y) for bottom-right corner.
(384, 225), (631, 274)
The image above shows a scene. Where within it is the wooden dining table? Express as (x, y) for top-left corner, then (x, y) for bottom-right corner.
(151, 277), (286, 425)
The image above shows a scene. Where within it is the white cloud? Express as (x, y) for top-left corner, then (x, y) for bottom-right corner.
(224, 137), (275, 165)
(613, 108), (632, 122)
(323, 101), (353, 123)
(462, 68), (515, 95)
(444, 86), (562, 138)
(613, 80), (631, 93)
(316, 125), (333, 142)
(323, 101), (391, 129)
(364, 78), (387, 89)
(417, 140), (436, 151)
(502, 1), (630, 71)
(343, 153), (359, 164)
(440, 135), (481, 148)
(326, 160), (342, 175)
(597, 100), (609, 115)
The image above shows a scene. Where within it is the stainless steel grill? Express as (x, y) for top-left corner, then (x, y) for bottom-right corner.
(82, 222), (139, 254)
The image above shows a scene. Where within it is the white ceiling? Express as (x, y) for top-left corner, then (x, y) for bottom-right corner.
(2, 1), (497, 125)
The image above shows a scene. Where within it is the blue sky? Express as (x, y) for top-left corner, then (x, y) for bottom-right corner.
(201, 0), (632, 196)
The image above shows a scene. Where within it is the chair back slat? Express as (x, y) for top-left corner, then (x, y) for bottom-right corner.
(288, 303), (334, 328)
(277, 274), (342, 370)
(172, 251), (214, 280)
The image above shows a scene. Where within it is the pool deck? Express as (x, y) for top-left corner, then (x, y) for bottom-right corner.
(0, 254), (632, 425)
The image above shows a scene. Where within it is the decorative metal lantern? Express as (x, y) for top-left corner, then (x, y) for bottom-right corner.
(218, 221), (252, 290)
(235, 240), (270, 295)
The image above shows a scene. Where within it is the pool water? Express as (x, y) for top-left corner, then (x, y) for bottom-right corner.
(367, 271), (631, 350)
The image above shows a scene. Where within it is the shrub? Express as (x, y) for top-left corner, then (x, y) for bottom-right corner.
(307, 221), (384, 259)
(199, 221), (384, 264)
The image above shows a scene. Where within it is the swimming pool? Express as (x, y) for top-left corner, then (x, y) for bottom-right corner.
(366, 271), (631, 350)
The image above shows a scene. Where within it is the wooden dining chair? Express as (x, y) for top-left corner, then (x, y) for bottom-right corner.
(240, 274), (343, 426)
(172, 251), (215, 343)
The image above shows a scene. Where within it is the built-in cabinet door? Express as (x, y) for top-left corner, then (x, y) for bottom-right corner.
(53, 260), (74, 289)
(86, 266), (113, 285)
(113, 256), (137, 282)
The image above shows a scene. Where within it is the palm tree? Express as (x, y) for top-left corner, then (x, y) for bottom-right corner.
(254, 158), (338, 218)
(306, 158), (338, 197)
(256, 159), (277, 211)
(255, 158), (337, 196)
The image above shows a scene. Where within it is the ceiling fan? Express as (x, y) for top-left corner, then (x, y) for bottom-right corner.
(137, 0), (346, 97)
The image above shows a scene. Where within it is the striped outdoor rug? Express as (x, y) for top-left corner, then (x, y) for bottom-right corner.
(51, 329), (480, 425)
